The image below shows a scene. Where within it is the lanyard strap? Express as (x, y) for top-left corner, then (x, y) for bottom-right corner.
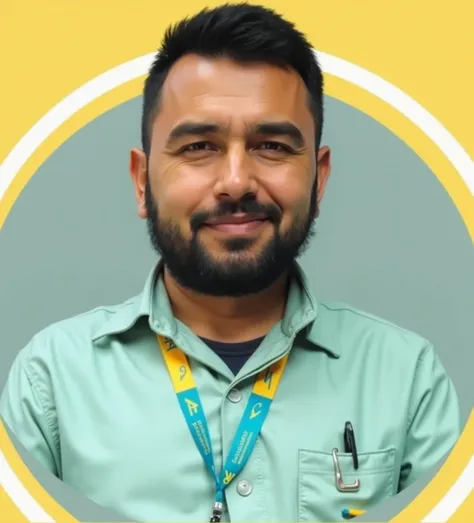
(158, 335), (288, 521)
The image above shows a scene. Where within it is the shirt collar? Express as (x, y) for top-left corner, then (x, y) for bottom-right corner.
(91, 262), (164, 342)
(287, 264), (340, 358)
(91, 260), (340, 358)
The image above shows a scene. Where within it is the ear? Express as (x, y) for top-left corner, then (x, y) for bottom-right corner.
(313, 146), (331, 219)
(130, 148), (148, 219)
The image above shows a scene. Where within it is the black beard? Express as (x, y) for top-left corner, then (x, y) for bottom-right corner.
(144, 181), (316, 297)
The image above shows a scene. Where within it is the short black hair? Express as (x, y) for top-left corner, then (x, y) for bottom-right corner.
(141, 2), (324, 157)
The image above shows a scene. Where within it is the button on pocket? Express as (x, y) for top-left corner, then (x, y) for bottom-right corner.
(298, 448), (396, 522)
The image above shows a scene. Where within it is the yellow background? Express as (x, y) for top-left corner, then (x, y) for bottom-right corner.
(2, 0), (473, 161)
(1, 1), (472, 522)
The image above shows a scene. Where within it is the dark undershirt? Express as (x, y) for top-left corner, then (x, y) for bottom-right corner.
(200, 336), (265, 375)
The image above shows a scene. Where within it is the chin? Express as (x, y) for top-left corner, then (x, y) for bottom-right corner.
(210, 249), (260, 264)
(216, 239), (272, 257)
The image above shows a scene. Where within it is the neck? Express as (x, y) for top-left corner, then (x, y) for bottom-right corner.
(163, 269), (290, 343)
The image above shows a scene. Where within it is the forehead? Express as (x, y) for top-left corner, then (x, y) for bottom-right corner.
(153, 54), (314, 137)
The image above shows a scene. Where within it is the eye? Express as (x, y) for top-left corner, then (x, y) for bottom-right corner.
(258, 141), (293, 153)
(181, 141), (216, 153)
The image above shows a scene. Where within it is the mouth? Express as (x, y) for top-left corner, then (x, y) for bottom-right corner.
(202, 213), (270, 236)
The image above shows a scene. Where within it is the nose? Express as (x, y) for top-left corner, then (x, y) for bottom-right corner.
(213, 145), (258, 201)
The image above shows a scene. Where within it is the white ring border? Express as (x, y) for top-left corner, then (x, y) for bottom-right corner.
(0, 51), (472, 522)
(0, 449), (54, 522)
(0, 52), (473, 203)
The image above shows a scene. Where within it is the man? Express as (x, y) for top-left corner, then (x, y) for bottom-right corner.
(0, 4), (461, 522)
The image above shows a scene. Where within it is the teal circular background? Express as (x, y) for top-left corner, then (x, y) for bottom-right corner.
(1, 95), (473, 522)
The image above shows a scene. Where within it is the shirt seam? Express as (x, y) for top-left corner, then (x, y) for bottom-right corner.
(82, 300), (137, 318)
(23, 362), (60, 450)
(405, 342), (432, 432)
(320, 303), (429, 340)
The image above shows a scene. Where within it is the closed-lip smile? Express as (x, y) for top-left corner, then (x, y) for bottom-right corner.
(204, 213), (268, 225)
(203, 213), (270, 235)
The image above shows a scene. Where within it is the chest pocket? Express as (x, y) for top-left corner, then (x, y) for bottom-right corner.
(298, 447), (397, 522)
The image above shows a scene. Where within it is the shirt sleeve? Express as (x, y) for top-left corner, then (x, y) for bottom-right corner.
(398, 343), (462, 491)
(0, 343), (61, 477)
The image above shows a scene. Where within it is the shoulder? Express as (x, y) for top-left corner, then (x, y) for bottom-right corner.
(15, 295), (142, 375)
(314, 300), (433, 362)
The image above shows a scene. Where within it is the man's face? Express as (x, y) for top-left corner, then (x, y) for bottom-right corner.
(131, 55), (331, 296)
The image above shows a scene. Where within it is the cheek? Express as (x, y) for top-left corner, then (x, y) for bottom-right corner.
(277, 198), (311, 235)
(261, 166), (313, 224)
(151, 165), (212, 223)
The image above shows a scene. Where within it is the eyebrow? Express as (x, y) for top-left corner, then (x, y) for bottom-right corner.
(252, 121), (306, 149)
(165, 122), (222, 148)
(165, 120), (306, 149)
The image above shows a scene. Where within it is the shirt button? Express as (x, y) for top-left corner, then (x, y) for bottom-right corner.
(237, 480), (252, 496)
(227, 389), (242, 403)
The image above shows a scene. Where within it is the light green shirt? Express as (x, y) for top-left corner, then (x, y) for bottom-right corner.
(0, 263), (461, 522)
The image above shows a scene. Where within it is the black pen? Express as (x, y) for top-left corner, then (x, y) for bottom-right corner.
(344, 421), (359, 470)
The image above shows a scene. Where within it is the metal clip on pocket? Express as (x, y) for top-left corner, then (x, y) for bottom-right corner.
(332, 448), (360, 492)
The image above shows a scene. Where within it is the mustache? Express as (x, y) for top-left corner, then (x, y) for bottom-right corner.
(190, 198), (282, 232)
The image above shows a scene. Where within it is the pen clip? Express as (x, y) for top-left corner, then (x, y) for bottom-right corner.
(332, 448), (360, 492)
